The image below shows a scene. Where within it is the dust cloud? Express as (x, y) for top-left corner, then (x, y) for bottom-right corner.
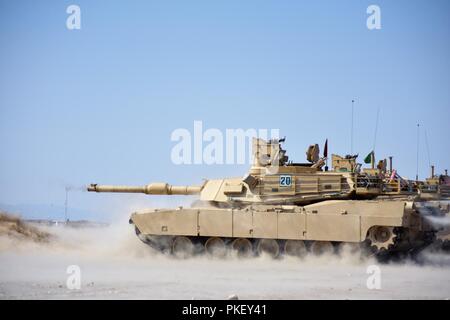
(1, 214), (450, 300)
(425, 215), (450, 228)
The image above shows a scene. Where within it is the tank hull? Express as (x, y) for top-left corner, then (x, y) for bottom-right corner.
(129, 199), (443, 257)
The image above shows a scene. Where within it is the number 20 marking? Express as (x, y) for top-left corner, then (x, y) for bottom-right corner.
(279, 175), (292, 187)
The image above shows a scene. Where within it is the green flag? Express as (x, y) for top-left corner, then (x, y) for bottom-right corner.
(364, 151), (373, 164)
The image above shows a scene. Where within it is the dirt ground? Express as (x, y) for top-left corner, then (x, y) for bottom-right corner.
(0, 215), (449, 300)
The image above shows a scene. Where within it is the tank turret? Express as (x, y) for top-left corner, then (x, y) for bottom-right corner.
(88, 138), (358, 207)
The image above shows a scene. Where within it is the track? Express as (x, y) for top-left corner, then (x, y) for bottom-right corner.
(137, 227), (437, 262)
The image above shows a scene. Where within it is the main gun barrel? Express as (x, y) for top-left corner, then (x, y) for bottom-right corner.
(87, 183), (202, 195)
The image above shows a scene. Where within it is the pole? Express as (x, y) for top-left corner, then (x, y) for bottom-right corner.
(389, 156), (393, 174)
(371, 151), (375, 170)
(351, 100), (354, 154)
(416, 123), (420, 182)
(64, 187), (69, 223)
(425, 130), (431, 167)
(372, 107), (380, 152)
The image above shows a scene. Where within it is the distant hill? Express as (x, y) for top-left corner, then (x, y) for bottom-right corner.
(0, 212), (51, 243)
(0, 203), (102, 223)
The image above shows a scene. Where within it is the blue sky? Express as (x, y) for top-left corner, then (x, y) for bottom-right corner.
(1, 0), (449, 221)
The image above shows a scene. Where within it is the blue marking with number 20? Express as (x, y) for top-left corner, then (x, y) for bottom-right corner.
(279, 175), (292, 187)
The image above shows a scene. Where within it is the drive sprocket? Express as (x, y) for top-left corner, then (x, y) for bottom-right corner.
(367, 226), (397, 251)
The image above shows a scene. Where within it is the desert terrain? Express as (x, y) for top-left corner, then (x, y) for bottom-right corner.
(0, 213), (449, 300)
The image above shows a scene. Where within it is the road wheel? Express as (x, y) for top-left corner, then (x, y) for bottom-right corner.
(257, 239), (280, 258)
(337, 242), (362, 255)
(310, 241), (334, 256)
(231, 238), (253, 258)
(172, 236), (194, 258)
(284, 240), (307, 258)
(205, 237), (227, 258)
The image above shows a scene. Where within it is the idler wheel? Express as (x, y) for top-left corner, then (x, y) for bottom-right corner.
(257, 239), (280, 258)
(134, 226), (151, 244)
(284, 240), (307, 258)
(172, 236), (195, 258)
(231, 238), (253, 258)
(310, 241), (334, 256)
(205, 237), (227, 258)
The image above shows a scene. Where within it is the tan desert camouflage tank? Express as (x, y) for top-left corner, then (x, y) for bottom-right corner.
(418, 172), (450, 250)
(88, 138), (449, 258)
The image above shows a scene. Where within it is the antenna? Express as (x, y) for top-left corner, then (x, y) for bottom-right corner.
(64, 186), (69, 223)
(372, 107), (380, 152)
(351, 99), (354, 154)
(416, 123), (420, 182)
(424, 129), (431, 167)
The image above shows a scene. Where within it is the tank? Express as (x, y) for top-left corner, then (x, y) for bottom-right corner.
(419, 170), (450, 251)
(87, 137), (449, 258)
